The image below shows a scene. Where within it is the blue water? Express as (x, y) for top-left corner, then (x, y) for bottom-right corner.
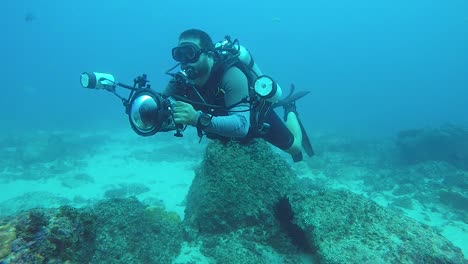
(1, 0), (467, 136)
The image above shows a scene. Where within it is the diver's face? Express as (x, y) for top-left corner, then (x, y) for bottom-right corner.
(177, 38), (212, 81)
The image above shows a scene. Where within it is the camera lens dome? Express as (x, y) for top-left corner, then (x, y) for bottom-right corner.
(130, 94), (160, 133)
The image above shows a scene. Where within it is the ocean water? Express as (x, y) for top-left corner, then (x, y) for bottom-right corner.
(1, 0), (467, 134)
(0, 0), (467, 262)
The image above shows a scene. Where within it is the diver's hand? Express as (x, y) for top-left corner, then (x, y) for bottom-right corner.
(173, 101), (198, 126)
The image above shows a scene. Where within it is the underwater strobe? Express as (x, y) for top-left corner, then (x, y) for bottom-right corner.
(80, 72), (184, 137)
(254, 75), (283, 102)
(80, 72), (116, 90)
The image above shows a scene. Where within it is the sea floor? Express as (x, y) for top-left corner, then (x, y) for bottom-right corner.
(0, 128), (466, 261)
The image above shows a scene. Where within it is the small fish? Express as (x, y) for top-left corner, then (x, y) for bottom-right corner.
(25, 12), (36, 22)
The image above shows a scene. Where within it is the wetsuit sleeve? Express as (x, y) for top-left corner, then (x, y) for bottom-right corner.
(202, 67), (251, 138)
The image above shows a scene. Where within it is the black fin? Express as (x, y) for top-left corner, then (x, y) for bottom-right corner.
(291, 151), (303, 162)
(286, 83), (296, 98)
(272, 90), (310, 109)
(298, 119), (314, 157)
(273, 84), (314, 158)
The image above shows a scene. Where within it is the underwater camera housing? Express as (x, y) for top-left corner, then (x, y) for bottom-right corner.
(80, 72), (184, 137)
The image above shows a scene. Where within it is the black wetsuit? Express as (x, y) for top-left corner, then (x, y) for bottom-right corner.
(164, 63), (294, 151)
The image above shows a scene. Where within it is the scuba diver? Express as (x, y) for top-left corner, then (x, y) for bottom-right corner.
(164, 29), (314, 162)
(80, 28), (314, 162)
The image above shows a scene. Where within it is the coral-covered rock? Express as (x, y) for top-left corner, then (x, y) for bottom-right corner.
(1, 206), (96, 263)
(396, 125), (468, 170)
(290, 189), (466, 264)
(0, 223), (16, 259)
(90, 197), (183, 264)
(439, 189), (468, 212)
(184, 139), (296, 234)
(0, 198), (183, 264)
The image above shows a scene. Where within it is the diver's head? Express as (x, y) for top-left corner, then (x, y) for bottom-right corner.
(171, 29), (215, 85)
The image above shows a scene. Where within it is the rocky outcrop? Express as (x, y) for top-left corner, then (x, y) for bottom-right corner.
(184, 139), (296, 235)
(290, 189), (466, 263)
(396, 124), (468, 170)
(0, 198), (183, 264)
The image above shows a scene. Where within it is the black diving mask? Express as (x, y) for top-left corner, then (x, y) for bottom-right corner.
(172, 42), (207, 64)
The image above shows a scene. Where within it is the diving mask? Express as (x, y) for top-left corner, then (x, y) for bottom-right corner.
(172, 42), (207, 64)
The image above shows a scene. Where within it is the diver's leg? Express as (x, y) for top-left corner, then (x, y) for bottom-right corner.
(284, 111), (303, 155)
(282, 100), (304, 161)
(258, 109), (304, 162)
(271, 87), (314, 160)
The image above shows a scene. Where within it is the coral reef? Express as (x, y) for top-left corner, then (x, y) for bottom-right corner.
(0, 223), (16, 259)
(180, 139), (311, 263)
(103, 183), (151, 199)
(396, 124), (468, 170)
(439, 189), (468, 212)
(290, 189), (466, 263)
(184, 139), (296, 235)
(178, 137), (466, 263)
(1, 207), (96, 263)
(0, 198), (183, 264)
(1, 130), (467, 263)
(198, 233), (307, 264)
(88, 197), (183, 264)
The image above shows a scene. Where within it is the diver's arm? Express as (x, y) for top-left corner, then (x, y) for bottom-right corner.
(201, 67), (250, 138)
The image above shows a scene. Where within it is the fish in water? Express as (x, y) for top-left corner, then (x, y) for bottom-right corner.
(25, 12), (36, 22)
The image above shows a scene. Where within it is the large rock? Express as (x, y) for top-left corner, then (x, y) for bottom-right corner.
(0, 198), (183, 264)
(290, 189), (466, 263)
(184, 139), (296, 235)
(90, 198), (183, 264)
(396, 124), (468, 169)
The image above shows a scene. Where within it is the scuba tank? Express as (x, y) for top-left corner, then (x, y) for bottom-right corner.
(214, 36), (285, 135)
(215, 36), (283, 103)
(223, 37), (314, 160)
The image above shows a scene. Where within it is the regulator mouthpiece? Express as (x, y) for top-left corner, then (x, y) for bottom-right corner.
(81, 72), (116, 90)
(254, 75), (283, 102)
(180, 67), (199, 80)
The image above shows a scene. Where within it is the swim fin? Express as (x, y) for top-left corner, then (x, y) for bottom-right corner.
(298, 118), (314, 157)
(274, 84), (315, 158)
(272, 84), (310, 110)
